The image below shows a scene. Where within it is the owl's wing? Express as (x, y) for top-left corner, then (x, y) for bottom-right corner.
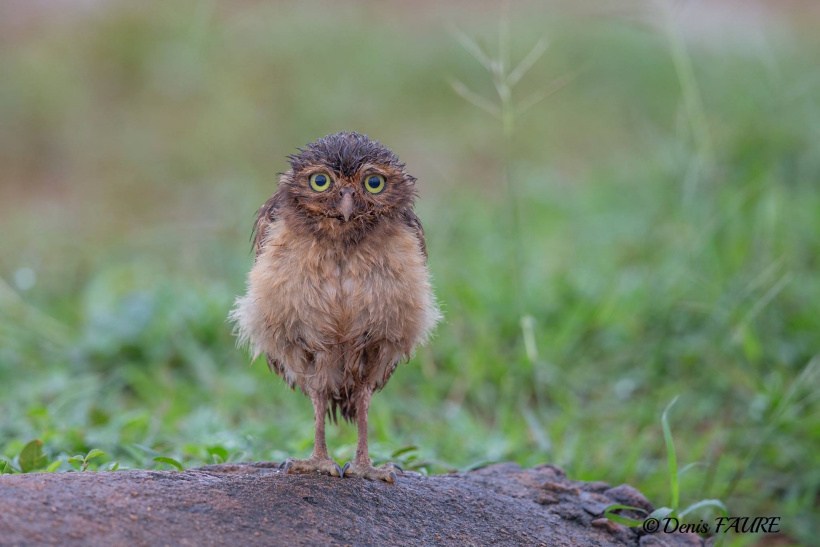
(252, 193), (283, 257)
(404, 210), (428, 262)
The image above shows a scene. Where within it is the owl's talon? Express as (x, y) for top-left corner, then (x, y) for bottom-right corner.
(341, 461), (400, 483)
(278, 457), (341, 477)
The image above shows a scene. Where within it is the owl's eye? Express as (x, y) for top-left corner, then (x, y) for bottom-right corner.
(309, 172), (332, 192)
(364, 174), (385, 194)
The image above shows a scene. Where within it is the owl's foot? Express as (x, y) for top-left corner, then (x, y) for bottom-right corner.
(341, 461), (403, 483)
(278, 457), (343, 477)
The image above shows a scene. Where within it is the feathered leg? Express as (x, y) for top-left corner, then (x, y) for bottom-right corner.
(340, 389), (403, 483)
(279, 392), (342, 477)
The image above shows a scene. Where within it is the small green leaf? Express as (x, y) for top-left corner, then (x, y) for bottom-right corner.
(107, 461), (120, 471)
(603, 504), (647, 527)
(68, 456), (84, 464)
(19, 439), (48, 473)
(0, 459), (12, 474)
(153, 457), (184, 471)
(85, 449), (105, 461)
(46, 460), (62, 472)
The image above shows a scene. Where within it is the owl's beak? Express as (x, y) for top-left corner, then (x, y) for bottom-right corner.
(338, 191), (354, 222)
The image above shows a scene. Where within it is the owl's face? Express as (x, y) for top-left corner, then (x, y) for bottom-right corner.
(279, 132), (417, 240)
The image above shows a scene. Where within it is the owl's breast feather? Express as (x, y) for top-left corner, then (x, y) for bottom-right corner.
(233, 219), (440, 365)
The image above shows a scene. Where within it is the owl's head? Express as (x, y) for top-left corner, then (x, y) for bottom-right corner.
(278, 132), (417, 240)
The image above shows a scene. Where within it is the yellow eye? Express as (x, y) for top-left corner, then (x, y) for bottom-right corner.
(309, 172), (332, 192)
(364, 174), (385, 194)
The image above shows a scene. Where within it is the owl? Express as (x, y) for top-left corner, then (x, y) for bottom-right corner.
(231, 132), (441, 482)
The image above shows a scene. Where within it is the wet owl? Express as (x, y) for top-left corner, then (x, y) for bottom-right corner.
(231, 132), (440, 482)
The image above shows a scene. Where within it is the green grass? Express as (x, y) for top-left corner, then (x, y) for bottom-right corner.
(1, 2), (818, 545)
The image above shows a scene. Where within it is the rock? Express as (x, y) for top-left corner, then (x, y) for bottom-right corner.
(0, 462), (703, 546)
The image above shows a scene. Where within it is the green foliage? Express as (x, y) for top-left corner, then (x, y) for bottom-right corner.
(153, 457), (184, 471)
(0, 440), (108, 473)
(603, 504), (647, 528)
(0, 2), (818, 545)
(19, 440), (48, 473)
(68, 448), (106, 472)
(605, 398), (730, 542)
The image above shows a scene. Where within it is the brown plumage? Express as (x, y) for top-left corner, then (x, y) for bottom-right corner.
(231, 132), (440, 482)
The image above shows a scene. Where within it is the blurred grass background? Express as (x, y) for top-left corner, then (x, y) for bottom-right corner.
(1, 1), (818, 544)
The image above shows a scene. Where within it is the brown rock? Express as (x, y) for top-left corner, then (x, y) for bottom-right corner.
(0, 462), (703, 546)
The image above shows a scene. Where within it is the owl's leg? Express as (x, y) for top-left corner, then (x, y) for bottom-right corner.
(279, 392), (342, 477)
(340, 389), (403, 483)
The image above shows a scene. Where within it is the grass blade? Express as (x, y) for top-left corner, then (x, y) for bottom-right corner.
(515, 72), (577, 117)
(508, 38), (549, 87)
(677, 461), (704, 478)
(391, 445), (418, 458)
(153, 456), (184, 471)
(648, 506), (675, 521)
(679, 499), (728, 519)
(450, 79), (501, 118)
(449, 27), (494, 71)
(603, 504), (648, 527)
(662, 396), (680, 510)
